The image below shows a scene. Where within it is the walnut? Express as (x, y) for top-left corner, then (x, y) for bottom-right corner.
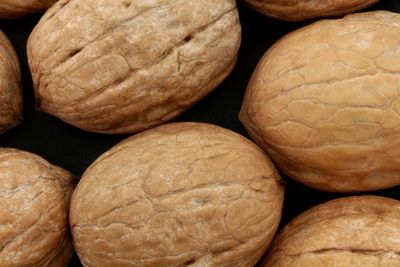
(70, 122), (284, 267)
(240, 11), (400, 192)
(0, 148), (74, 266)
(27, 0), (241, 134)
(0, 0), (57, 19)
(0, 30), (22, 133)
(241, 0), (380, 22)
(263, 196), (400, 267)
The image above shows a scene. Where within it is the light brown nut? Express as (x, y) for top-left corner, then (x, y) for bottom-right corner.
(241, 0), (380, 22)
(0, 148), (74, 267)
(70, 122), (284, 267)
(0, 0), (57, 19)
(263, 196), (400, 267)
(27, 0), (241, 134)
(240, 11), (400, 192)
(0, 30), (22, 133)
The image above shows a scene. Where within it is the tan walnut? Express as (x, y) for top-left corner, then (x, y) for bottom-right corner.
(240, 11), (400, 192)
(241, 0), (380, 22)
(0, 0), (57, 19)
(263, 196), (400, 267)
(0, 30), (22, 133)
(27, 0), (241, 134)
(70, 122), (284, 267)
(0, 148), (75, 266)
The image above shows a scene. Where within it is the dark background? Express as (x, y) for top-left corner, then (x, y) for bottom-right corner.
(1, 1), (400, 266)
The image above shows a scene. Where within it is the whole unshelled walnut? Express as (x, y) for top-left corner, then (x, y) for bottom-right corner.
(263, 196), (400, 267)
(70, 122), (284, 267)
(241, 0), (380, 22)
(0, 148), (74, 266)
(0, 0), (57, 19)
(240, 11), (400, 192)
(0, 30), (22, 133)
(28, 0), (241, 134)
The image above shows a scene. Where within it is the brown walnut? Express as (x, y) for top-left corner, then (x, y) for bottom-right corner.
(0, 0), (57, 19)
(263, 196), (400, 267)
(241, 0), (380, 22)
(240, 11), (400, 192)
(0, 30), (22, 133)
(28, 0), (241, 134)
(0, 148), (74, 266)
(70, 122), (284, 267)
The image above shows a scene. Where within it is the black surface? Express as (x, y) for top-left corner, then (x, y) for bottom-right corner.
(1, 1), (400, 266)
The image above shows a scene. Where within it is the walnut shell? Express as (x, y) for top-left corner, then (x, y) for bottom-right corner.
(240, 11), (400, 192)
(70, 122), (284, 267)
(0, 0), (57, 19)
(0, 30), (22, 133)
(263, 196), (400, 267)
(241, 0), (380, 22)
(27, 0), (241, 134)
(0, 148), (74, 266)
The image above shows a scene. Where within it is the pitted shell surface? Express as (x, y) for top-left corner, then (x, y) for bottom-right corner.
(0, 148), (74, 267)
(240, 11), (400, 192)
(28, 0), (241, 134)
(70, 122), (284, 267)
(263, 196), (400, 267)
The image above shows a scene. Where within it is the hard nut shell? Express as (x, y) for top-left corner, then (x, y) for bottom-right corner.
(0, 148), (74, 267)
(0, 30), (22, 133)
(27, 0), (241, 134)
(240, 11), (400, 192)
(70, 122), (284, 267)
(263, 196), (400, 267)
(0, 0), (57, 19)
(241, 0), (380, 22)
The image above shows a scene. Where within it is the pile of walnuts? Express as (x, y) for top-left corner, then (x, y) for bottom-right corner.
(1, 0), (400, 266)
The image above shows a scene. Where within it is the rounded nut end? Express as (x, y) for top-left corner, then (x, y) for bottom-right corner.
(0, 30), (22, 134)
(241, 0), (380, 22)
(0, 0), (57, 19)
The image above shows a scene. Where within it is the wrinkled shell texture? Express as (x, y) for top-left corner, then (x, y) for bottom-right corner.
(0, 0), (57, 19)
(240, 11), (400, 192)
(70, 122), (284, 267)
(0, 30), (22, 134)
(263, 196), (400, 267)
(0, 148), (74, 266)
(28, 0), (241, 134)
(241, 0), (379, 22)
